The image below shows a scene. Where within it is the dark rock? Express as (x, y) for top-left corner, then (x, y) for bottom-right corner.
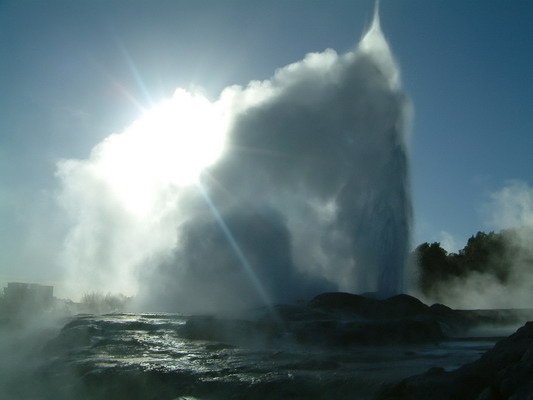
(430, 303), (453, 313)
(334, 319), (444, 345)
(181, 316), (280, 345)
(43, 318), (99, 353)
(376, 321), (533, 400)
(283, 358), (340, 371)
(179, 293), (532, 349)
(204, 343), (235, 351)
(286, 317), (444, 347)
(308, 292), (376, 316)
(308, 292), (431, 320)
(251, 303), (330, 323)
(381, 294), (431, 318)
(181, 293), (446, 347)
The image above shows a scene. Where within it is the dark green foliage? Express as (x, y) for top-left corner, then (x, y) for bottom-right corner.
(416, 231), (515, 297)
(417, 242), (458, 294)
(458, 231), (509, 280)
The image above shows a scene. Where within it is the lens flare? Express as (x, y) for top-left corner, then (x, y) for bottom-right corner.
(92, 89), (228, 215)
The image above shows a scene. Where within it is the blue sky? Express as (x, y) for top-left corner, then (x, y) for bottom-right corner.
(0, 0), (532, 287)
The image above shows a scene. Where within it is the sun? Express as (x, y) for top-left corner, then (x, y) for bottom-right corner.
(93, 88), (229, 214)
(136, 89), (228, 185)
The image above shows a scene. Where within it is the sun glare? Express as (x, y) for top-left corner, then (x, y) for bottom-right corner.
(94, 89), (228, 215)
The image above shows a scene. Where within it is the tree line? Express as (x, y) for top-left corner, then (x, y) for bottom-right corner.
(414, 228), (532, 298)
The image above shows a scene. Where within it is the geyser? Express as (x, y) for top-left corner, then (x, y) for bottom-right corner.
(57, 8), (412, 312)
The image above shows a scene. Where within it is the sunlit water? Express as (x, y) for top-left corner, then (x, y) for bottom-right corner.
(2, 314), (500, 400)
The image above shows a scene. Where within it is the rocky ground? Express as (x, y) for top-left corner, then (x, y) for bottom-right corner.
(3, 292), (533, 400)
(182, 292), (531, 348)
(377, 321), (533, 400)
(181, 292), (533, 399)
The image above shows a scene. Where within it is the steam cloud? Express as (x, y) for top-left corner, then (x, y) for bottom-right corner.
(57, 14), (412, 313)
(430, 181), (533, 309)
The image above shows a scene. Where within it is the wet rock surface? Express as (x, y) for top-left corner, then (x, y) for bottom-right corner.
(31, 312), (499, 400)
(182, 292), (532, 348)
(183, 293), (449, 347)
(377, 321), (533, 400)
(308, 293), (431, 320)
(5, 293), (533, 400)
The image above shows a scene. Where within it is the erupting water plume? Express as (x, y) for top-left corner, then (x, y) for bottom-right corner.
(57, 7), (412, 312)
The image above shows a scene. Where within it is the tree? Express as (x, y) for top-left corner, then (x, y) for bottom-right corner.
(416, 242), (458, 294)
(415, 230), (517, 297)
(457, 231), (509, 282)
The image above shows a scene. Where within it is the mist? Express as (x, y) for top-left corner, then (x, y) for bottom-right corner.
(57, 12), (412, 313)
(421, 181), (533, 310)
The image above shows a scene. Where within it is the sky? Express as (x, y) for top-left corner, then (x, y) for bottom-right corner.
(0, 0), (532, 295)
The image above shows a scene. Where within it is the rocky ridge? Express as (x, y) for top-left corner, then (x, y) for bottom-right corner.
(377, 321), (533, 400)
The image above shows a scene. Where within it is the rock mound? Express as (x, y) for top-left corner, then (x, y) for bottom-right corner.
(308, 292), (431, 319)
(181, 293), (446, 347)
(377, 321), (533, 400)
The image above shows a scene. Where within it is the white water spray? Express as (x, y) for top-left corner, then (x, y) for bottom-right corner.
(57, 6), (412, 310)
